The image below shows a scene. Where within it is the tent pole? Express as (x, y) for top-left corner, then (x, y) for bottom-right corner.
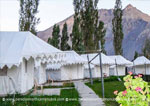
(145, 63), (146, 75)
(115, 59), (119, 77)
(144, 63), (147, 81)
(89, 53), (99, 63)
(133, 61), (135, 75)
(87, 54), (93, 85)
(98, 41), (105, 98)
(115, 59), (121, 81)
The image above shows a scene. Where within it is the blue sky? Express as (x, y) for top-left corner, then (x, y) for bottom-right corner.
(0, 0), (150, 31)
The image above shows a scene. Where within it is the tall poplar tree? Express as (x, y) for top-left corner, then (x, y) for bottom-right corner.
(143, 39), (150, 59)
(61, 23), (71, 51)
(134, 51), (139, 60)
(19, 0), (40, 35)
(72, 0), (106, 52)
(72, 0), (84, 52)
(112, 0), (124, 55)
(94, 21), (106, 53)
(71, 19), (84, 52)
(80, 0), (99, 51)
(48, 24), (60, 49)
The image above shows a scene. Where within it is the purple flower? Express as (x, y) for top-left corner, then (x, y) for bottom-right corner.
(135, 87), (142, 92)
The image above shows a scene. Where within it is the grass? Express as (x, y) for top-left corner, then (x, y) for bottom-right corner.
(63, 82), (75, 87)
(0, 88), (80, 106)
(86, 80), (125, 106)
(86, 76), (150, 106)
(93, 76), (125, 83)
(143, 75), (150, 82)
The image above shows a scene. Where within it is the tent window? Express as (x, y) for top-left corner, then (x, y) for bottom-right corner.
(0, 66), (8, 76)
(25, 60), (27, 73)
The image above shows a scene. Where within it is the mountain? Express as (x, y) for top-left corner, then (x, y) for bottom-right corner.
(37, 4), (150, 60)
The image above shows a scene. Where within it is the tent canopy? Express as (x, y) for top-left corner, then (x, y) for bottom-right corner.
(0, 31), (64, 69)
(47, 50), (86, 70)
(63, 51), (87, 65)
(109, 55), (132, 66)
(81, 53), (115, 65)
(133, 56), (150, 66)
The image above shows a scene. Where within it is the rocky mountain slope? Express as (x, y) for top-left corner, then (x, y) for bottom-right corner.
(37, 4), (150, 60)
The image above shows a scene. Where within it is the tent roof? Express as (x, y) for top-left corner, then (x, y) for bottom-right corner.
(133, 56), (150, 66)
(47, 50), (86, 70)
(63, 51), (87, 65)
(81, 53), (115, 65)
(109, 55), (132, 66)
(0, 31), (64, 68)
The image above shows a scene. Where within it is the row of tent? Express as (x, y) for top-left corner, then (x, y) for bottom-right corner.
(47, 53), (150, 81)
(0, 32), (150, 96)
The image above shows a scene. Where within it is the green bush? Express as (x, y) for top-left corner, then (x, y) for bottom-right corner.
(114, 72), (150, 106)
(93, 76), (125, 83)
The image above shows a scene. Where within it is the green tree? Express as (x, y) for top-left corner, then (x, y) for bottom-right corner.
(94, 21), (106, 53)
(134, 51), (139, 60)
(60, 23), (71, 51)
(72, 0), (106, 53)
(72, 0), (84, 52)
(143, 39), (150, 59)
(48, 24), (60, 49)
(112, 0), (124, 55)
(79, 0), (99, 51)
(19, 0), (40, 35)
(71, 19), (84, 52)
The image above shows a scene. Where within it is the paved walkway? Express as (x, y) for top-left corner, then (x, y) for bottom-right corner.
(74, 81), (105, 106)
(44, 82), (63, 86)
(31, 88), (61, 96)
(31, 87), (73, 96)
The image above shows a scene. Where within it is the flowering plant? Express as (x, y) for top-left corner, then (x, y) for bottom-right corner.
(114, 72), (150, 106)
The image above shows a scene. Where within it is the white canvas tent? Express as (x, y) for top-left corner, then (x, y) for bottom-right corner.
(83, 64), (95, 78)
(0, 32), (64, 95)
(133, 56), (150, 75)
(108, 55), (132, 76)
(46, 51), (86, 81)
(81, 53), (115, 78)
